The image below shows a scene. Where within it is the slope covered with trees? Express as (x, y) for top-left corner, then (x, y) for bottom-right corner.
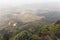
(0, 20), (60, 40)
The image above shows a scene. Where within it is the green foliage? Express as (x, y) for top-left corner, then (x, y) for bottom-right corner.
(15, 31), (32, 40)
(0, 35), (3, 40)
(3, 32), (11, 40)
(0, 20), (60, 40)
(55, 20), (60, 24)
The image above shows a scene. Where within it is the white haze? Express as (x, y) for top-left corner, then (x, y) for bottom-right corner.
(0, 0), (60, 9)
(0, 0), (60, 29)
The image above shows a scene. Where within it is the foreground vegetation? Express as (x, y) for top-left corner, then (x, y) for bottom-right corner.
(0, 20), (60, 40)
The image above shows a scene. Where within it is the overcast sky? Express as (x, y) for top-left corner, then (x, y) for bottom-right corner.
(0, 0), (60, 6)
(0, 0), (60, 10)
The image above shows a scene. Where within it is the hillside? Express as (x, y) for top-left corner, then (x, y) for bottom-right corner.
(0, 20), (60, 40)
(0, 9), (60, 40)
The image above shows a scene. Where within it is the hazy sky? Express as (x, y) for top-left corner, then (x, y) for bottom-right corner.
(0, 0), (60, 4)
(0, 0), (60, 6)
(0, 0), (60, 10)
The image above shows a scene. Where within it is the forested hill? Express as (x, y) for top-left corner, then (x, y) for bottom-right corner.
(0, 20), (60, 40)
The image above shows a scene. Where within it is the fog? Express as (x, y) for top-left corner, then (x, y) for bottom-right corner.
(0, 0), (60, 30)
(0, 0), (60, 9)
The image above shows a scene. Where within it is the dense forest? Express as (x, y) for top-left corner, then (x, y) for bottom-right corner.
(0, 20), (60, 40)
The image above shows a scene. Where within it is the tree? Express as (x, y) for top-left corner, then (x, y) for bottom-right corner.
(15, 31), (32, 40)
(0, 35), (3, 40)
(3, 32), (10, 40)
